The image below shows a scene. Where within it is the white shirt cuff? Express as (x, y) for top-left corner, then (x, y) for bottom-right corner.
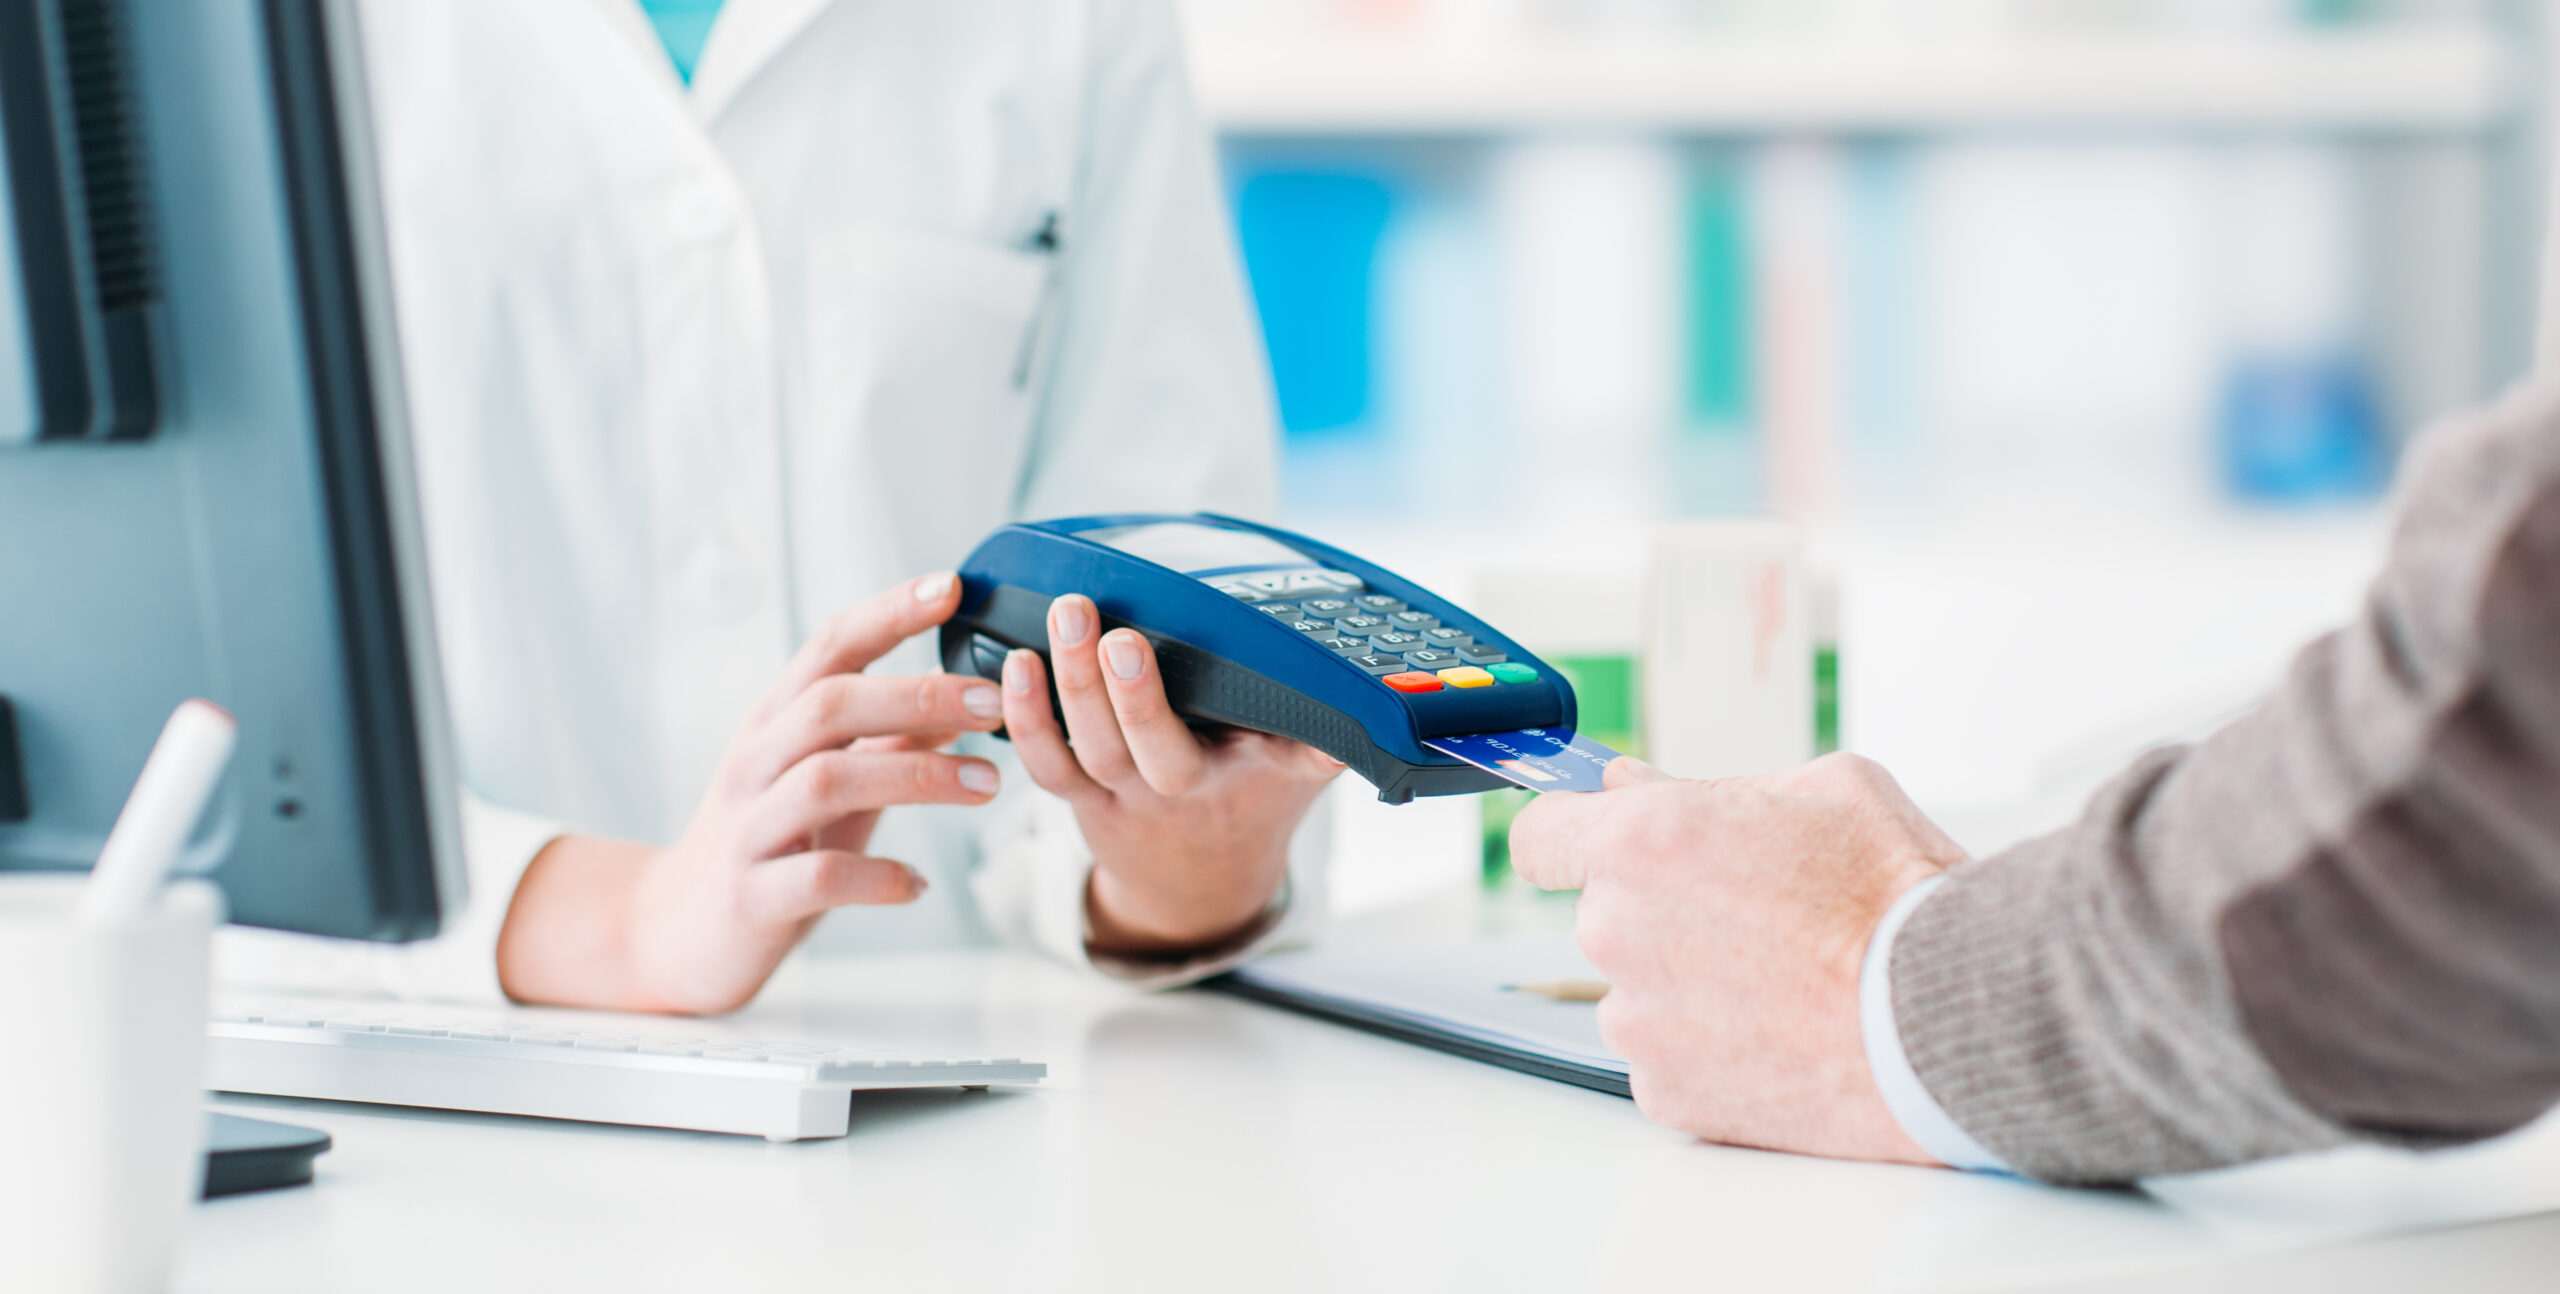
(969, 779), (1330, 990)
(1860, 874), (2011, 1173)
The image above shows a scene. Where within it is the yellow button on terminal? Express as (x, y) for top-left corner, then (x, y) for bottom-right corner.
(1436, 666), (1495, 689)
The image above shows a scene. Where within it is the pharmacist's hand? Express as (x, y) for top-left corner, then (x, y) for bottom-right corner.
(496, 573), (1006, 1014)
(1004, 594), (1343, 959)
(1508, 753), (1962, 1164)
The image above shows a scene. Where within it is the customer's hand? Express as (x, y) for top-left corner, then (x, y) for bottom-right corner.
(1002, 594), (1342, 959)
(496, 573), (1006, 1014)
(1508, 753), (1965, 1164)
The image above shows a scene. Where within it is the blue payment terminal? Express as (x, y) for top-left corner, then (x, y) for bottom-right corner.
(940, 515), (1577, 803)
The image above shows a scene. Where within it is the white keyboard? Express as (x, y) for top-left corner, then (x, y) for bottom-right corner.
(206, 1000), (1045, 1141)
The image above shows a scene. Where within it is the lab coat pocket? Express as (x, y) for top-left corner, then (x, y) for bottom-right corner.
(803, 226), (1052, 592)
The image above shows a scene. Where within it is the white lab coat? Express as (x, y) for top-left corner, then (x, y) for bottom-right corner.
(218, 0), (1327, 1000)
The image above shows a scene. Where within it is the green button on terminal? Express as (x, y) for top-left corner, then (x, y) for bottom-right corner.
(1487, 662), (1539, 685)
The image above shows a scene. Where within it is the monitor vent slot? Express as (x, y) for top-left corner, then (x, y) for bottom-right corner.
(57, 0), (152, 314)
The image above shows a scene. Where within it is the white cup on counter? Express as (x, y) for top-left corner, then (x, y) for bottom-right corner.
(0, 874), (222, 1294)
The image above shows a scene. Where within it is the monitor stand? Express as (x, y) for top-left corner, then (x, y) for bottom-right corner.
(202, 1111), (330, 1198)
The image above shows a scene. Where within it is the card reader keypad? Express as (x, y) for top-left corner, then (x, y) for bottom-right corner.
(1243, 583), (1532, 696)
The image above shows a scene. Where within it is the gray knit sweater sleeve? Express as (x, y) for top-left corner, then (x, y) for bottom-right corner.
(1888, 377), (2560, 1186)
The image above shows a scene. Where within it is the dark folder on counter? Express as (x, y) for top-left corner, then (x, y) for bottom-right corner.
(1211, 937), (1631, 1096)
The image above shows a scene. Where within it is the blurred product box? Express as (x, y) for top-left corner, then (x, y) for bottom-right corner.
(1642, 520), (1816, 781)
(1461, 541), (1839, 880)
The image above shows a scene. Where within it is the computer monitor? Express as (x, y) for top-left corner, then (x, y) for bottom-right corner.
(0, 0), (460, 939)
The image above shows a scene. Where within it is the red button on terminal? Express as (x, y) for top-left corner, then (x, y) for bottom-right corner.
(1381, 671), (1443, 693)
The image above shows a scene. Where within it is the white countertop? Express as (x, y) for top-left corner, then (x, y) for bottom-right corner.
(176, 946), (2560, 1294)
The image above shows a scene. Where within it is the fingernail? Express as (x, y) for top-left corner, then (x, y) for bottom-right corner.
(1050, 597), (1091, 645)
(959, 762), (1000, 795)
(914, 571), (955, 603)
(963, 685), (1001, 718)
(1004, 650), (1035, 696)
(1103, 632), (1142, 680)
(907, 866), (930, 895)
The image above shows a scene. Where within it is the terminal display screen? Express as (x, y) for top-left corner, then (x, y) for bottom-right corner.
(1081, 522), (1310, 576)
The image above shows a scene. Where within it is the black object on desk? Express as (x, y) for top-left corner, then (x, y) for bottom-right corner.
(1208, 975), (1632, 1098)
(203, 1113), (331, 1198)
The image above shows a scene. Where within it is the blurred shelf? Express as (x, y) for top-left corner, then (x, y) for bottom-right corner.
(1188, 27), (2519, 135)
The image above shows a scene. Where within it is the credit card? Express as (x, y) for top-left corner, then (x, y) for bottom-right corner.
(1424, 727), (1624, 794)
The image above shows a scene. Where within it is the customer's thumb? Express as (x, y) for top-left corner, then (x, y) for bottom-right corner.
(1602, 757), (1673, 791)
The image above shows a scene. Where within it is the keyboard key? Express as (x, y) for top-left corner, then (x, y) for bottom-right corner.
(1422, 627), (1472, 649)
(1355, 595), (1405, 616)
(1297, 598), (1355, 620)
(1240, 573), (1296, 595)
(1348, 654), (1404, 676)
(1367, 631), (1426, 653)
(1487, 661), (1539, 684)
(1437, 666), (1495, 688)
(1210, 582), (1266, 603)
(1387, 611), (1439, 634)
(1400, 649), (1459, 670)
(1288, 619), (1334, 637)
(1381, 671), (1443, 693)
(1456, 643), (1507, 666)
(1332, 614), (1389, 636)
(1317, 637), (1367, 655)
(1283, 571), (1339, 594)
(1255, 603), (1303, 624)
